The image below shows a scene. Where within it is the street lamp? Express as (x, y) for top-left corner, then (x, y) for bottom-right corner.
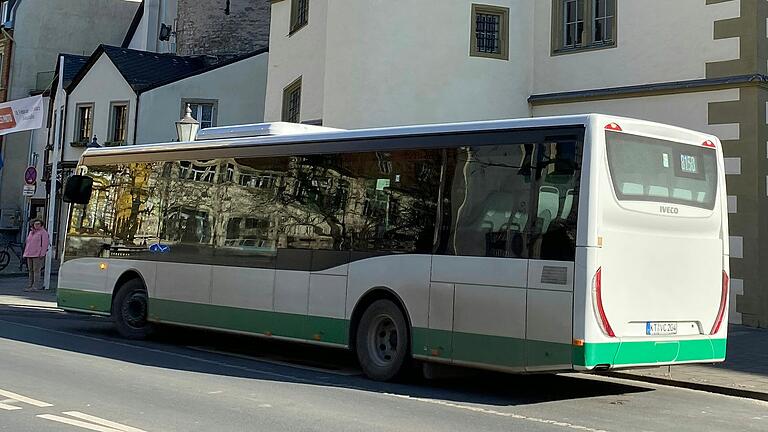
(175, 104), (200, 142)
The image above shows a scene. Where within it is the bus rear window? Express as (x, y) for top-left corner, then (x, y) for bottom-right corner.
(605, 131), (718, 210)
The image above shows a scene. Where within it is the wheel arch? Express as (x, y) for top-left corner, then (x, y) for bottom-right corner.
(348, 286), (413, 353)
(110, 269), (148, 315)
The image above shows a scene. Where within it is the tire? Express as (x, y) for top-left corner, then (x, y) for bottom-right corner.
(0, 251), (10, 272)
(112, 278), (153, 340)
(355, 299), (410, 381)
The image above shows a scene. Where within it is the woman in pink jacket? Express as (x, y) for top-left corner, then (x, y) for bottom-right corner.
(23, 219), (49, 291)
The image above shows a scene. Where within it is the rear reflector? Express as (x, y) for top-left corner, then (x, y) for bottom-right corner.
(702, 140), (716, 148)
(605, 123), (623, 131)
(592, 267), (615, 337)
(710, 271), (729, 335)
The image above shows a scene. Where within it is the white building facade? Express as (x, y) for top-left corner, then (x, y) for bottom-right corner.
(264, 0), (768, 327)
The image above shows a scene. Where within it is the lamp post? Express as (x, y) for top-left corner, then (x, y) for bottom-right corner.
(175, 104), (200, 142)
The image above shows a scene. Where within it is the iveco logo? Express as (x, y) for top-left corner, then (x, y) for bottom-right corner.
(660, 206), (679, 214)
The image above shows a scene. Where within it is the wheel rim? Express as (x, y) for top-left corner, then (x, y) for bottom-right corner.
(122, 291), (148, 329)
(367, 314), (400, 367)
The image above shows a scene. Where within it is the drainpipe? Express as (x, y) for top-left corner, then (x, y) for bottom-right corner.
(133, 93), (140, 144)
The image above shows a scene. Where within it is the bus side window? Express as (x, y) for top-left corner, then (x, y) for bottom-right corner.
(533, 141), (582, 262)
(439, 144), (534, 259)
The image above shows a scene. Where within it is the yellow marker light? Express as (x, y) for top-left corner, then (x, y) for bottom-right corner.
(573, 339), (585, 347)
(264, 331), (272, 337)
(597, 236), (603, 247)
(99, 262), (108, 270)
(313, 334), (322, 341)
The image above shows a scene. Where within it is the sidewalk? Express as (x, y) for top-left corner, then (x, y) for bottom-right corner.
(608, 325), (768, 400)
(0, 275), (58, 308)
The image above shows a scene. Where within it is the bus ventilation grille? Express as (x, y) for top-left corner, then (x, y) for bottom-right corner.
(541, 266), (568, 285)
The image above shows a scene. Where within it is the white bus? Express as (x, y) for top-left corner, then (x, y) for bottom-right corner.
(58, 114), (729, 381)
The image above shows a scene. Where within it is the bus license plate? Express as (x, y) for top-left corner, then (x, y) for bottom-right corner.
(646, 322), (678, 336)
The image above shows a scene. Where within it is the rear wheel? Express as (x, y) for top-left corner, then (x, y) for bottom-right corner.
(355, 299), (410, 381)
(112, 278), (153, 340)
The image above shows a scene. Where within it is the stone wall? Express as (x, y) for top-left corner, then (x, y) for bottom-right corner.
(176, 0), (270, 56)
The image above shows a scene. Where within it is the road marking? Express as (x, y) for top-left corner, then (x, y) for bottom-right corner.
(0, 401), (22, 411)
(38, 414), (129, 432)
(385, 393), (609, 432)
(0, 388), (53, 407)
(63, 411), (147, 432)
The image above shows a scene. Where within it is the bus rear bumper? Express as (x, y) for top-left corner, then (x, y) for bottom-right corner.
(572, 337), (727, 371)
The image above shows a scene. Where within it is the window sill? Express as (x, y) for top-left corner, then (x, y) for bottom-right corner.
(288, 22), (307, 37)
(470, 52), (509, 61)
(104, 141), (125, 147)
(69, 141), (88, 148)
(552, 42), (617, 56)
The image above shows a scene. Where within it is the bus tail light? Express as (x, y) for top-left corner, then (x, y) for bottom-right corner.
(592, 267), (615, 337)
(605, 123), (622, 131)
(710, 271), (729, 335)
(702, 140), (716, 148)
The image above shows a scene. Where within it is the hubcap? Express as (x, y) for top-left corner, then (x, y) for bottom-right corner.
(367, 314), (399, 367)
(122, 292), (148, 329)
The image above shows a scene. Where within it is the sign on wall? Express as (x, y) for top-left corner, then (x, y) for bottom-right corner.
(0, 95), (44, 136)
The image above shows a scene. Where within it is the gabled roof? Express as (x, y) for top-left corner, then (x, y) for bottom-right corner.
(66, 45), (210, 94)
(66, 44), (268, 95)
(61, 54), (90, 86)
(47, 53), (90, 98)
(121, 0), (144, 48)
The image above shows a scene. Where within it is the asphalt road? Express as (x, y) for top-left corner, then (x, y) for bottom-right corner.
(0, 304), (765, 432)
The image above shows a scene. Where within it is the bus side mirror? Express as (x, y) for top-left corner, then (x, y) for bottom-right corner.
(62, 175), (93, 204)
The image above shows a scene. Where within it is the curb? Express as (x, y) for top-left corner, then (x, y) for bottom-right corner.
(607, 372), (768, 401)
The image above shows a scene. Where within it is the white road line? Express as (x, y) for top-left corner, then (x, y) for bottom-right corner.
(0, 388), (53, 407)
(385, 393), (609, 432)
(62, 411), (147, 432)
(37, 414), (126, 432)
(0, 402), (22, 410)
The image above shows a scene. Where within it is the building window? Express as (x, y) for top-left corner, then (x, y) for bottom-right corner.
(282, 77), (302, 123)
(553, 0), (616, 53)
(75, 104), (93, 143)
(290, 0), (309, 34)
(108, 103), (128, 145)
(0, 1), (9, 25)
(592, 0), (615, 44)
(183, 100), (217, 129)
(470, 4), (509, 60)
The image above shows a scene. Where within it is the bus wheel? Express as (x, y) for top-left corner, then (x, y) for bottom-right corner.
(355, 299), (409, 381)
(112, 278), (153, 340)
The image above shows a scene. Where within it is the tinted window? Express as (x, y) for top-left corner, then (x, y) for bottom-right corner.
(345, 150), (441, 254)
(605, 131), (718, 210)
(437, 139), (582, 261)
(439, 144), (535, 258)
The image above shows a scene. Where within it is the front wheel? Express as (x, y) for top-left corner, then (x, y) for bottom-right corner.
(112, 279), (153, 340)
(355, 299), (410, 381)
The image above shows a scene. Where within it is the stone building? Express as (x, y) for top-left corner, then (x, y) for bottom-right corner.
(175, 0), (270, 56)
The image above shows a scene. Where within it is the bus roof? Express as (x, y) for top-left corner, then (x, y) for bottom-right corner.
(80, 114), (716, 162)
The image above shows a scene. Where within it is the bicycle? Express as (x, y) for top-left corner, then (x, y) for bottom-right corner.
(0, 241), (28, 272)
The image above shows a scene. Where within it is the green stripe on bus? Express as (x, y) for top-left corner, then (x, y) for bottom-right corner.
(572, 338), (727, 367)
(57, 289), (112, 313)
(149, 299), (349, 345)
(412, 328), (570, 368)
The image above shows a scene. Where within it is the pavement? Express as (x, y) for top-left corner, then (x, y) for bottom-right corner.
(1, 275), (766, 404)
